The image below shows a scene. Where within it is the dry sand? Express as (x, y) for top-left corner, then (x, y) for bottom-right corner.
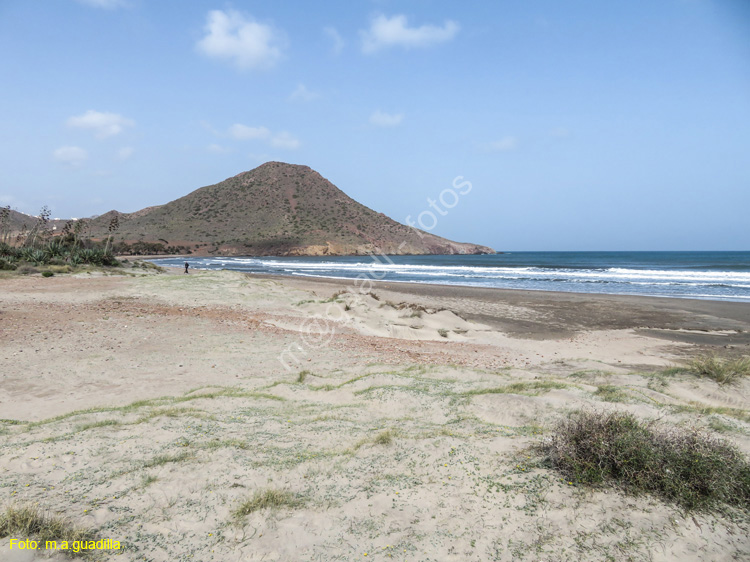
(1, 268), (749, 561)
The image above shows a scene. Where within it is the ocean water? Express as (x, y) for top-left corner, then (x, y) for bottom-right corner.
(149, 251), (750, 302)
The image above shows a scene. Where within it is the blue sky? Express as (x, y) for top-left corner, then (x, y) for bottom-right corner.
(0, 0), (748, 250)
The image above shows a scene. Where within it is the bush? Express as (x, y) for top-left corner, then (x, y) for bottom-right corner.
(42, 271), (54, 277)
(542, 410), (750, 511)
(0, 258), (16, 271)
(17, 265), (39, 275)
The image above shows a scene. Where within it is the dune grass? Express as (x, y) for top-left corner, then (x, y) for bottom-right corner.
(467, 381), (568, 396)
(594, 385), (629, 402)
(682, 354), (750, 385)
(233, 489), (302, 518)
(542, 410), (750, 511)
(0, 504), (96, 556)
(373, 429), (396, 445)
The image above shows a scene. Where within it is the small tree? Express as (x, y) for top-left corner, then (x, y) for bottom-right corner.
(72, 219), (88, 249)
(0, 206), (10, 245)
(104, 215), (119, 254)
(25, 205), (51, 248)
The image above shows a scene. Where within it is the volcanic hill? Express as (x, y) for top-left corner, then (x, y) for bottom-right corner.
(87, 162), (494, 256)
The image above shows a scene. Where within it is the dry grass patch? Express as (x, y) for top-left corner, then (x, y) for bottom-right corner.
(373, 429), (396, 445)
(233, 489), (303, 518)
(0, 504), (96, 557)
(684, 354), (750, 385)
(467, 381), (568, 396)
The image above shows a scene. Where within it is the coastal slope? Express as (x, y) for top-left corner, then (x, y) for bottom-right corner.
(88, 161), (494, 256)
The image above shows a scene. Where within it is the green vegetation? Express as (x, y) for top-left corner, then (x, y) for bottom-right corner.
(542, 410), (750, 511)
(142, 451), (192, 469)
(233, 489), (302, 517)
(594, 385), (629, 402)
(467, 381), (568, 396)
(0, 504), (96, 557)
(0, 242), (118, 269)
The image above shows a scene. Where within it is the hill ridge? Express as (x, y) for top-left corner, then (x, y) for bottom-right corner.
(78, 162), (495, 256)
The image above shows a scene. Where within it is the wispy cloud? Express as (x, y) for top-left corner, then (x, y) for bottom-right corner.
(271, 132), (301, 150)
(288, 83), (319, 102)
(67, 110), (134, 139)
(226, 123), (300, 150)
(486, 136), (518, 152)
(74, 0), (127, 9)
(53, 146), (88, 166)
(228, 124), (271, 140)
(207, 143), (232, 154)
(324, 26), (345, 55)
(361, 14), (459, 54)
(370, 111), (404, 128)
(196, 10), (284, 70)
(117, 147), (134, 160)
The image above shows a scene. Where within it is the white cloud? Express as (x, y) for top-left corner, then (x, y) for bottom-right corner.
(370, 111), (404, 128)
(487, 136), (518, 151)
(361, 14), (459, 54)
(207, 144), (232, 154)
(271, 132), (300, 150)
(67, 110), (134, 139)
(117, 147), (134, 160)
(228, 124), (271, 140)
(226, 124), (299, 150)
(74, 0), (127, 9)
(324, 26), (345, 55)
(289, 83), (319, 102)
(196, 10), (284, 70)
(53, 146), (88, 166)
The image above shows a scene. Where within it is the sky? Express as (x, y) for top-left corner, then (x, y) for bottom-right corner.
(0, 0), (748, 251)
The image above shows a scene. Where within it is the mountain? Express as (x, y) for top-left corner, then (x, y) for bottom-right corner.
(86, 162), (494, 256)
(1, 209), (70, 240)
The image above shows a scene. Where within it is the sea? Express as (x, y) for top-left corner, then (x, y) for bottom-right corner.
(149, 251), (750, 302)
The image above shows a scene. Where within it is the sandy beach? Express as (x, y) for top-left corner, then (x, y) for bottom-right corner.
(2, 268), (749, 561)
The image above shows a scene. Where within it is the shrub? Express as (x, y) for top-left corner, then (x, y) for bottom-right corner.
(42, 271), (54, 278)
(0, 258), (16, 271)
(542, 410), (750, 511)
(17, 265), (39, 275)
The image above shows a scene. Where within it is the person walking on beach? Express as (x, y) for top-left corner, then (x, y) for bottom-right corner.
(184, 261), (189, 274)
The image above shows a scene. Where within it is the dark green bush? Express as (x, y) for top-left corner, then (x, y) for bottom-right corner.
(42, 271), (54, 278)
(542, 410), (750, 511)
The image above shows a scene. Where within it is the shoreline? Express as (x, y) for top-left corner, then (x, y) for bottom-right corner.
(248, 271), (750, 347)
(143, 253), (750, 304)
